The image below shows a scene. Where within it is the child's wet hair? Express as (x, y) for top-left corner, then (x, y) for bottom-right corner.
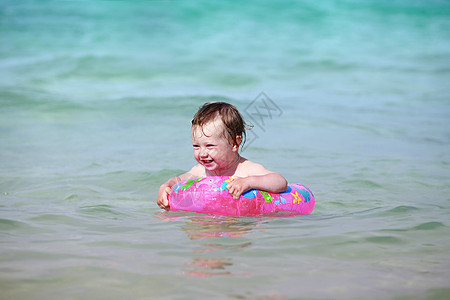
(191, 102), (251, 149)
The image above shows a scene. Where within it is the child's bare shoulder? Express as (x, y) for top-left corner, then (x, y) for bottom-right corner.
(187, 164), (206, 177)
(238, 159), (272, 176)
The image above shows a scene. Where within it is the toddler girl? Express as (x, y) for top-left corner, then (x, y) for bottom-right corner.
(157, 102), (287, 210)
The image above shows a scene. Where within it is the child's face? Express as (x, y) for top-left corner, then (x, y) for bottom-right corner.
(192, 117), (239, 173)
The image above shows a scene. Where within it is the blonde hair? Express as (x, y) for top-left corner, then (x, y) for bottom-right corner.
(191, 102), (250, 148)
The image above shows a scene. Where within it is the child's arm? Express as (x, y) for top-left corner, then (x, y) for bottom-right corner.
(157, 175), (183, 210)
(156, 165), (204, 210)
(227, 172), (288, 200)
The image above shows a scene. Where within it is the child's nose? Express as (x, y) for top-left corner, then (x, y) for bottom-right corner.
(200, 148), (208, 157)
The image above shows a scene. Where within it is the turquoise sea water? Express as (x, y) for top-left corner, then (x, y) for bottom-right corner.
(1, 0), (449, 299)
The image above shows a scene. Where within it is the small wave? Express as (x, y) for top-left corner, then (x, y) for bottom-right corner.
(0, 218), (47, 234)
(291, 59), (359, 72)
(78, 204), (130, 218)
(61, 193), (79, 202)
(365, 235), (404, 244)
(0, 218), (30, 230)
(342, 179), (383, 189)
(28, 214), (83, 226)
(412, 221), (445, 231)
(208, 73), (259, 87)
(387, 205), (419, 214)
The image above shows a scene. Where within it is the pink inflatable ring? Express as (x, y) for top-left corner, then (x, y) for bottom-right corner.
(168, 176), (315, 216)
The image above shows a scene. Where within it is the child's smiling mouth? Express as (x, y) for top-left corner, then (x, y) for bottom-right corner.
(202, 159), (213, 164)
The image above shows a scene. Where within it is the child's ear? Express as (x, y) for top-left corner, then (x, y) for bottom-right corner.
(233, 136), (242, 152)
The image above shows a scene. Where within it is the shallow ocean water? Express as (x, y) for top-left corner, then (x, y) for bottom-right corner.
(1, 0), (450, 299)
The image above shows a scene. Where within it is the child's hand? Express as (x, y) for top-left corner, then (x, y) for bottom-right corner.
(226, 176), (251, 200)
(157, 184), (172, 210)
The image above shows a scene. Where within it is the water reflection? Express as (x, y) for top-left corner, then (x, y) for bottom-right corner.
(181, 216), (255, 239)
(157, 213), (258, 277)
(186, 257), (233, 277)
(182, 215), (256, 277)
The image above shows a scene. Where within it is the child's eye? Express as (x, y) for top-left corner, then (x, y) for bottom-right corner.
(193, 145), (199, 149)
(206, 144), (214, 148)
